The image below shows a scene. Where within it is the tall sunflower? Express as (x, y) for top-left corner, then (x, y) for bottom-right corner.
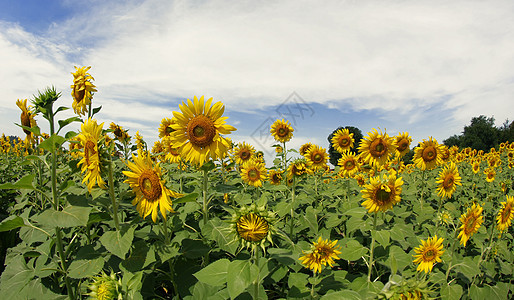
(169, 96), (236, 166)
(299, 237), (341, 274)
(16, 99), (37, 143)
(412, 235), (444, 273)
(497, 195), (514, 232)
(123, 149), (183, 222)
(435, 162), (462, 199)
(268, 169), (283, 185)
(240, 158), (267, 187)
(331, 128), (354, 153)
(158, 117), (175, 139)
(337, 152), (360, 178)
(304, 144), (328, 171)
(358, 128), (396, 168)
(361, 173), (403, 213)
(395, 132), (412, 157)
(458, 203), (483, 246)
(233, 142), (255, 165)
(286, 158), (313, 180)
(76, 118), (106, 192)
(413, 137), (444, 170)
(270, 119), (294, 143)
(299, 142), (313, 156)
(71, 66), (97, 116)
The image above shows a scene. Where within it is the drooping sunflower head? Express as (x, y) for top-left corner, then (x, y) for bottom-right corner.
(361, 173), (404, 213)
(76, 118), (106, 193)
(123, 149), (183, 222)
(16, 99), (37, 141)
(435, 162), (462, 199)
(358, 128), (397, 168)
(331, 128), (354, 153)
(151, 140), (165, 162)
(87, 270), (123, 300)
(158, 117), (175, 139)
(169, 96), (236, 166)
(497, 195), (514, 232)
(412, 235), (444, 273)
(233, 142), (255, 165)
(299, 142), (313, 156)
(337, 152), (360, 178)
(299, 237), (341, 274)
(395, 132), (412, 157)
(109, 122), (130, 143)
(70, 66), (97, 116)
(458, 203), (484, 246)
(268, 169), (283, 185)
(162, 136), (181, 164)
(270, 119), (294, 143)
(286, 158), (313, 180)
(413, 137), (444, 170)
(304, 144), (328, 171)
(240, 158), (267, 188)
(230, 204), (276, 251)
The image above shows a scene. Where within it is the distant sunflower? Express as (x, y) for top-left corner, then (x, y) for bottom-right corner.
(458, 203), (483, 246)
(358, 128), (396, 168)
(70, 66), (97, 116)
(286, 158), (313, 180)
(353, 173), (367, 186)
(162, 136), (181, 164)
(134, 131), (145, 151)
(268, 169), (283, 185)
(412, 235), (444, 273)
(275, 145), (283, 154)
(123, 149), (183, 222)
(304, 144), (328, 171)
(497, 195), (514, 232)
(331, 128), (354, 153)
(299, 142), (313, 156)
(435, 162), (462, 199)
(158, 118), (175, 139)
(395, 132), (412, 157)
(338, 152), (360, 178)
(109, 122), (130, 143)
(413, 137), (444, 170)
(484, 167), (496, 182)
(240, 159), (267, 187)
(440, 145), (451, 163)
(233, 142), (255, 165)
(151, 140), (165, 161)
(361, 174), (403, 213)
(270, 119), (294, 143)
(299, 237), (341, 274)
(472, 161), (480, 174)
(16, 99), (37, 143)
(169, 96), (236, 166)
(76, 118), (106, 192)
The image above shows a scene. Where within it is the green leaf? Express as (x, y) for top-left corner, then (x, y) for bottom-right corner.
(38, 134), (66, 152)
(208, 219), (238, 255)
(227, 260), (254, 299)
(440, 283), (463, 300)
(99, 227), (135, 259)
(182, 239), (210, 259)
(122, 240), (155, 272)
(321, 290), (361, 300)
(372, 230), (390, 248)
(0, 255), (35, 298)
(304, 206), (318, 235)
(68, 257), (104, 279)
(0, 216), (27, 232)
(35, 205), (92, 228)
(92, 105), (102, 117)
(194, 258), (230, 287)
(455, 256), (480, 280)
(0, 174), (36, 190)
(343, 207), (367, 218)
(54, 106), (69, 114)
(174, 193), (199, 204)
(340, 239), (368, 261)
(57, 116), (81, 133)
(200, 161), (216, 172)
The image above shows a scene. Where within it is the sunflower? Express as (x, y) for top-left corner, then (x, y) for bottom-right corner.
(299, 237), (342, 274)
(270, 119), (294, 143)
(169, 96), (236, 166)
(337, 152), (360, 178)
(484, 167), (496, 182)
(331, 128), (354, 153)
(233, 142), (255, 165)
(109, 122), (130, 143)
(123, 149), (183, 222)
(458, 203), (483, 246)
(353, 173), (367, 186)
(134, 131), (145, 151)
(16, 99), (37, 143)
(76, 118), (106, 193)
(472, 161), (480, 174)
(412, 235), (444, 273)
(361, 173), (403, 213)
(68, 135), (83, 159)
(358, 128), (396, 168)
(230, 204), (276, 250)
(158, 118), (175, 139)
(299, 142), (313, 156)
(240, 159), (267, 187)
(268, 169), (283, 185)
(304, 144), (328, 171)
(70, 66), (97, 116)
(440, 145), (451, 163)
(435, 162), (462, 199)
(413, 137), (444, 170)
(151, 140), (165, 161)
(87, 270), (123, 300)
(497, 195), (514, 232)
(286, 158), (313, 180)
(162, 136), (181, 164)
(395, 132), (412, 157)
(275, 145), (283, 154)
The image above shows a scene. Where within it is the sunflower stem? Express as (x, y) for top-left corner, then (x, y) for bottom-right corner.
(310, 272), (317, 299)
(445, 230), (459, 281)
(419, 170), (426, 209)
(107, 156), (120, 231)
(252, 247), (261, 300)
(289, 177), (296, 240)
(202, 168), (209, 225)
(283, 142), (287, 171)
(162, 215), (170, 245)
(367, 212), (378, 282)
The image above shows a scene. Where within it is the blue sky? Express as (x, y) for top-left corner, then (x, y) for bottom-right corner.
(1, 0), (513, 165)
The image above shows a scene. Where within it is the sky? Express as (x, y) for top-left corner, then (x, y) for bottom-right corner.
(1, 0), (514, 165)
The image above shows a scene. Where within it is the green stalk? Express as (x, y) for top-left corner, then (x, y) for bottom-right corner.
(289, 177), (296, 239)
(252, 247), (261, 300)
(107, 156), (120, 231)
(310, 273), (318, 299)
(367, 212), (378, 282)
(419, 170), (426, 209)
(282, 142), (287, 171)
(202, 168), (209, 225)
(445, 230), (459, 281)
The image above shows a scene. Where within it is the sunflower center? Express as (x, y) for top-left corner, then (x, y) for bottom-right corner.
(73, 86), (85, 103)
(170, 148), (180, 156)
(187, 115), (216, 148)
(138, 170), (162, 202)
(165, 126), (174, 134)
(272, 173), (281, 182)
(464, 215), (478, 234)
(370, 139), (387, 157)
(84, 140), (96, 166)
(240, 150), (251, 160)
(443, 175), (454, 189)
(248, 169), (260, 181)
(501, 205), (512, 223)
(344, 160), (355, 170)
(397, 139), (409, 152)
(424, 249), (435, 261)
(375, 187), (391, 205)
(313, 153), (323, 163)
(339, 137), (350, 147)
(487, 172), (494, 179)
(422, 146), (436, 162)
(277, 127), (288, 137)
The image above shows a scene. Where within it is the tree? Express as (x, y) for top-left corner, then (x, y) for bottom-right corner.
(327, 126), (363, 167)
(443, 115), (500, 151)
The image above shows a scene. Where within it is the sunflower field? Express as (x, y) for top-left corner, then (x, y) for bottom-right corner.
(0, 67), (513, 300)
